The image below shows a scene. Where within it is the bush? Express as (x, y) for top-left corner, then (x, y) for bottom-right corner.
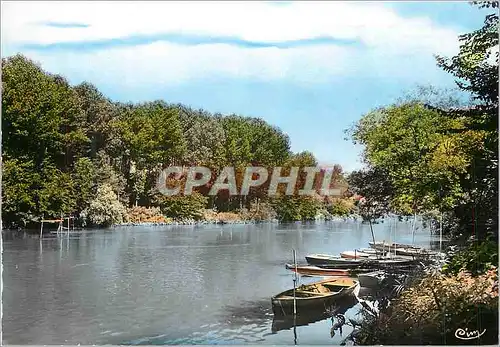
(327, 198), (354, 216)
(126, 206), (167, 223)
(155, 192), (208, 221)
(85, 184), (127, 227)
(355, 268), (498, 345)
(273, 196), (321, 222)
(248, 201), (277, 221)
(443, 239), (498, 276)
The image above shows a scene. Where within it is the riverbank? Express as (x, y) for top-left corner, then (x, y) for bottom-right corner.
(116, 206), (363, 228)
(115, 215), (362, 227)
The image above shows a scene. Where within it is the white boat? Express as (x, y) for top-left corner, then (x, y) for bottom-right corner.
(340, 250), (371, 259)
(369, 241), (435, 257)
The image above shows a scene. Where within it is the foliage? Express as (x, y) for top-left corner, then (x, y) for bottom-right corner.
(349, 102), (481, 215)
(436, 2), (498, 107)
(355, 268), (498, 345)
(2, 54), (89, 168)
(435, 2), (499, 240)
(248, 201), (277, 221)
(443, 239), (499, 276)
(72, 157), (96, 214)
(347, 167), (393, 221)
(176, 105), (227, 167)
(273, 196), (321, 222)
(327, 198), (354, 217)
(154, 192), (208, 221)
(1, 156), (39, 228)
(0, 54), (342, 226)
(85, 184), (127, 227)
(126, 206), (166, 223)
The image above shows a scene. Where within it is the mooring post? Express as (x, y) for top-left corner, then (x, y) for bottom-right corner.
(292, 249), (297, 317)
(439, 212), (443, 253)
(40, 215), (44, 238)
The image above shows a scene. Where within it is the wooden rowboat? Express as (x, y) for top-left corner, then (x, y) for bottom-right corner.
(271, 277), (359, 316)
(285, 263), (350, 277)
(271, 293), (358, 332)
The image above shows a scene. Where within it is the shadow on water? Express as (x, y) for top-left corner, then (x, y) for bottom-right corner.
(220, 298), (275, 326)
(270, 294), (359, 333)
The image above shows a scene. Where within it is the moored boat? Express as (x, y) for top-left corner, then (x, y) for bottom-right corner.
(358, 270), (386, 288)
(305, 254), (365, 268)
(370, 241), (420, 249)
(271, 293), (358, 332)
(358, 247), (383, 255)
(285, 263), (350, 277)
(369, 241), (434, 257)
(271, 277), (359, 316)
(305, 253), (419, 268)
(340, 250), (371, 259)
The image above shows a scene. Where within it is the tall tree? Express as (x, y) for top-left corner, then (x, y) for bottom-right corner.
(435, 1), (499, 240)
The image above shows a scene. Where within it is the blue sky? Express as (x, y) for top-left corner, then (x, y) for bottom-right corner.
(0, 1), (491, 172)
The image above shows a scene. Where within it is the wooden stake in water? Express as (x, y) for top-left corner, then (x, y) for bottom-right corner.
(412, 212), (417, 245)
(292, 249), (297, 317)
(40, 215), (44, 238)
(439, 213), (443, 253)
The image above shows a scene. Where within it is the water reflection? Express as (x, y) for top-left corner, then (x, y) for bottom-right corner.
(271, 294), (359, 333)
(3, 219), (432, 345)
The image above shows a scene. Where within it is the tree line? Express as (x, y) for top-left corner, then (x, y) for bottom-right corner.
(1, 55), (349, 228)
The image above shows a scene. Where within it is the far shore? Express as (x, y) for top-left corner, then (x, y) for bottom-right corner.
(2, 215), (366, 234)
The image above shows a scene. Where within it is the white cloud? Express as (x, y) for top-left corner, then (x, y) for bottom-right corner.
(2, 1), (459, 52)
(1, 1), (464, 85)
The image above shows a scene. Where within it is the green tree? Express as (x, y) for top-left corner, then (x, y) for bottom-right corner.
(86, 183), (127, 227)
(72, 157), (97, 215)
(348, 167), (394, 244)
(154, 192), (208, 221)
(435, 2), (499, 240)
(1, 156), (39, 228)
(2, 54), (88, 169)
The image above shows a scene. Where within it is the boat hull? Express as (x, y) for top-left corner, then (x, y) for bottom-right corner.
(369, 242), (434, 257)
(271, 294), (358, 332)
(285, 264), (350, 277)
(358, 270), (385, 288)
(271, 278), (359, 316)
(305, 255), (362, 267)
(340, 250), (371, 259)
(305, 254), (419, 269)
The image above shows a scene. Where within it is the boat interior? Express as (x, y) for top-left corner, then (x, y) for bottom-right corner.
(278, 281), (353, 298)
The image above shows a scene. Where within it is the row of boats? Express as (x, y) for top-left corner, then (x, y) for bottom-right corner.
(271, 241), (437, 317)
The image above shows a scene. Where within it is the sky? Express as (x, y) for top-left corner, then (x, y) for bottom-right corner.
(0, 1), (492, 172)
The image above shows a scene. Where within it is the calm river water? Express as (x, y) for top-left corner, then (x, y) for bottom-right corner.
(2, 219), (438, 345)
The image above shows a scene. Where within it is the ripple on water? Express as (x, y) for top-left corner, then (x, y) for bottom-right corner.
(3, 220), (431, 345)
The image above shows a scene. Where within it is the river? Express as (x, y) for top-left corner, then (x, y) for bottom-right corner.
(2, 219), (438, 345)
